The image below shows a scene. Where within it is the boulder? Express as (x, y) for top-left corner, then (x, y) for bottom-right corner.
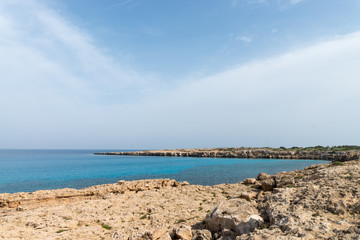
(257, 173), (271, 181)
(243, 178), (257, 185)
(173, 225), (192, 240)
(218, 228), (237, 240)
(260, 178), (275, 192)
(205, 199), (263, 235)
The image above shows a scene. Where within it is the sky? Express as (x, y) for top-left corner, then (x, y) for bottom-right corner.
(1, 0), (360, 149)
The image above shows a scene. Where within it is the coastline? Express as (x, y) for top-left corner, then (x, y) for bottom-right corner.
(1, 158), (359, 239)
(95, 147), (360, 161)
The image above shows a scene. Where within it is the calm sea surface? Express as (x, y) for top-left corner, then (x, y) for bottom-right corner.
(0, 149), (329, 193)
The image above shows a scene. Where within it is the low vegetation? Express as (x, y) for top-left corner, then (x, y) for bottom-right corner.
(206, 145), (360, 152)
(101, 224), (112, 230)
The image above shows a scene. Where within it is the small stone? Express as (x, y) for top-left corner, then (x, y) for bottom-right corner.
(257, 173), (271, 181)
(261, 178), (275, 191)
(16, 206), (24, 211)
(239, 192), (257, 201)
(243, 178), (257, 185)
(174, 225), (192, 240)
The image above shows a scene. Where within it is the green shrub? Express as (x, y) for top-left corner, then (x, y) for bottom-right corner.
(332, 161), (344, 166)
(102, 224), (111, 230)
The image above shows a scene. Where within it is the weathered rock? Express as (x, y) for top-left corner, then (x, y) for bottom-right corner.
(352, 200), (360, 214)
(243, 178), (257, 185)
(218, 228), (237, 240)
(257, 173), (271, 181)
(273, 174), (294, 188)
(191, 229), (212, 240)
(149, 229), (172, 240)
(174, 225), (192, 240)
(0, 179), (186, 208)
(239, 192), (257, 201)
(260, 178), (275, 192)
(205, 199), (263, 235)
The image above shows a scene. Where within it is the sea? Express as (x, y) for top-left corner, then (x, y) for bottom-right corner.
(0, 149), (330, 194)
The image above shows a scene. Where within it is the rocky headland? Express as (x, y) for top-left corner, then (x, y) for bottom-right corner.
(95, 146), (360, 162)
(0, 157), (359, 239)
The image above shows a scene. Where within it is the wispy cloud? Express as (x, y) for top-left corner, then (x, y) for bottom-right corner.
(0, 0), (149, 105)
(104, 0), (143, 11)
(290, 0), (304, 4)
(232, 0), (304, 7)
(236, 35), (253, 43)
(232, 0), (267, 7)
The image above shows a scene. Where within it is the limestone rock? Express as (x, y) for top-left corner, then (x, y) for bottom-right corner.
(205, 199), (263, 235)
(174, 225), (192, 240)
(243, 178), (257, 185)
(191, 229), (212, 240)
(260, 178), (275, 192)
(257, 173), (271, 181)
(140, 229), (172, 240)
(239, 192), (257, 201)
(352, 200), (360, 214)
(218, 228), (237, 240)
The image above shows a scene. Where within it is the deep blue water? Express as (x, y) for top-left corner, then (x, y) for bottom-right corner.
(0, 149), (329, 193)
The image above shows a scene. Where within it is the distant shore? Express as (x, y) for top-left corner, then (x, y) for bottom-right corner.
(95, 146), (360, 162)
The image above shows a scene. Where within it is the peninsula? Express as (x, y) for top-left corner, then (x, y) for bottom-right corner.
(95, 145), (360, 161)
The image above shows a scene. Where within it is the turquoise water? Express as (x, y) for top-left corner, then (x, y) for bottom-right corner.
(0, 149), (329, 193)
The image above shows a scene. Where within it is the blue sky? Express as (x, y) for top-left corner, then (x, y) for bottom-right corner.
(1, 0), (360, 149)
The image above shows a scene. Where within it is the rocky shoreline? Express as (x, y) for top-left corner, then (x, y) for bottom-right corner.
(95, 147), (360, 162)
(0, 158), (359, 239)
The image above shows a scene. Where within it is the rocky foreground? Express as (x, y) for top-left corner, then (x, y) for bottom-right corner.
(0, 159), (359, 239)
(95, 147), (360, 161)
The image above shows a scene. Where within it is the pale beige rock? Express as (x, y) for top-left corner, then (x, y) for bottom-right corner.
(140, 229), (171, 240)
(239, 192), (257, 201)
(243, 178), (257, 185)
(205, 199), (263, 235)
(174, 225), (192, 240)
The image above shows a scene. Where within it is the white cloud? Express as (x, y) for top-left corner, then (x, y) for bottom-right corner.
(0, 0), (148, 106)
(236, 35), (253, 43)
(290, 0), (304, 4)
(232, 0), (267, 7)
(232, 0), (304, 7)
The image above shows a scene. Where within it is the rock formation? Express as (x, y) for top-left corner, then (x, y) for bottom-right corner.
(95, 147), (360, 161)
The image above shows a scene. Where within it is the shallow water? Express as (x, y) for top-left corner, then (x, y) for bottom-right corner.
(0, 149), (329, 193)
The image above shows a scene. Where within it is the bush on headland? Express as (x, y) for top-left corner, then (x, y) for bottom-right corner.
(268, 145), (360, 152)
